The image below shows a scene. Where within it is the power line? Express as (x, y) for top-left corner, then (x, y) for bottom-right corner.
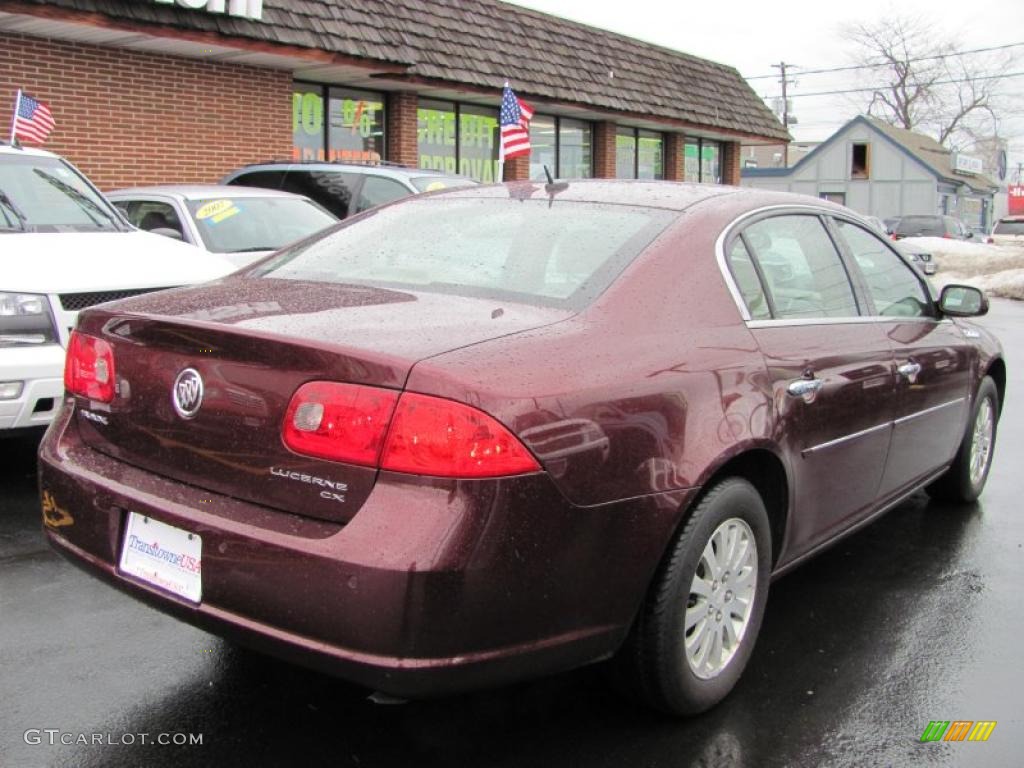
(744, 41), (1024, 80)
(785, 70), (1024, 99)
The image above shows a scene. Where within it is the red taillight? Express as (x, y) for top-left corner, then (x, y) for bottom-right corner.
(282, 381), (399, 466)
(381, 392), (540, 478)
(281, 382), (540, 478)
(64, 331), (116, 403)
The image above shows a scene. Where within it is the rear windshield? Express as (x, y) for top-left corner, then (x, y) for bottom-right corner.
(251, 198), (674, 310)
(895, 216), (944, 236)
(993, 219), (1024, 235)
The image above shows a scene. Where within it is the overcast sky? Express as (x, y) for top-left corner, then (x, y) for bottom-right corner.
(507, 0), (1024, 171)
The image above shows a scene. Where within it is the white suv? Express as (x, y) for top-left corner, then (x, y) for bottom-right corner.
(1, 144), (235, 432)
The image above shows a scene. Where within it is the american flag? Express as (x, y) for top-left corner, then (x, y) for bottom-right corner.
(500, 84), (534, 160)
(12, 91), (56, 144)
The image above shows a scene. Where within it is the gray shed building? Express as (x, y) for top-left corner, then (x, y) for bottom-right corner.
(741, 116), (998, 231)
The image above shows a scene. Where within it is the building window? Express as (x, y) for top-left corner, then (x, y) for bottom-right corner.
(416, 100), (500, 183)
(328, 87), (385, 163)
(292, 83), (385, 162)
(851, 142), (870, 179)
(528, 116), (593, 180)
(615, 127), (664, 179)
(684, 138), (723, 184)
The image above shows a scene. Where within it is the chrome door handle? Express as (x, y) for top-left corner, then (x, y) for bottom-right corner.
(897, 362), (922, 380)
(787, 378), (824, 398)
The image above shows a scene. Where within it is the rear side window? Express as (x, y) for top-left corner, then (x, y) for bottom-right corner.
(279, 170), (359, 219)
(833, 220), (932, 317)
(253, 198), (674, 311)
(227, 170), (286, 191)
(725, 239), (770, 319)
(741, 215), (859, 319)
(353, 176), (410, 214)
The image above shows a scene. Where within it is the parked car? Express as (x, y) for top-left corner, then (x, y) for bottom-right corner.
(40, 182), (1004, 716)
(989, 215), (1024, 246)
(892, 214), (973, 240)
(108, 185), (339, 267)
(222, 161), (477, 220)
(0, 143), (234, 434)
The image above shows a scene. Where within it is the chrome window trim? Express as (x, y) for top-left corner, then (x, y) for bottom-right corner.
(893, 398), (966, 426)
(802, 421), (892, 457)
(715, 204), (944, 327)
(748, 316), (954, 329)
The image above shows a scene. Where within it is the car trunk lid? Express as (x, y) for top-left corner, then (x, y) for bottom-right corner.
(72, 278), (570, 523)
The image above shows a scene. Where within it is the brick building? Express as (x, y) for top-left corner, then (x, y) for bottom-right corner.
(0, 0), (788, 190)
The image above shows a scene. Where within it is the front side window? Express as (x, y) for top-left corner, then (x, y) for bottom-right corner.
(353, 176), (411, 213)
(117, 200), (185, 237)
(742, 215), (859, 319)
(834, 220), (932, 318)
(253, 199), (674, 311)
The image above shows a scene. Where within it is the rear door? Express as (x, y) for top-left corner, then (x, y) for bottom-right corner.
(726, 212), (896, 558)
(830, 217), (971, 497)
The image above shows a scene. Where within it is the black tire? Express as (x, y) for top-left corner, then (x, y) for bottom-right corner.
(612, 477), (771, 715)
(926, 376), (999, 503)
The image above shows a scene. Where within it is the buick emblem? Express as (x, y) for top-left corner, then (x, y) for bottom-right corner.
(172, 368), (204, 419)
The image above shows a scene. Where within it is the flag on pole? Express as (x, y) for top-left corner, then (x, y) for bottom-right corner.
(11, 90), (56, 144)
(499, 83), (534, 160)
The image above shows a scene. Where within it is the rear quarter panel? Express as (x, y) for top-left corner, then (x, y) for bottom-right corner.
(405, 198), (780, 507)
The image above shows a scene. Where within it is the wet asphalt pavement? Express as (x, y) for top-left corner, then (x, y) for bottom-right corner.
(1, 300), (1021, 768)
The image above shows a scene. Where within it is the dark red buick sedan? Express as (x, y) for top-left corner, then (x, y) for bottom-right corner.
(40, 181), (1004, 715)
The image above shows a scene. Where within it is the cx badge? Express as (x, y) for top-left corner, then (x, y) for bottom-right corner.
(172, 368), (204, 419)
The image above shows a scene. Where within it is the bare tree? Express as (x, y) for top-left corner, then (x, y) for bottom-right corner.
(841, 13), (1015, 149)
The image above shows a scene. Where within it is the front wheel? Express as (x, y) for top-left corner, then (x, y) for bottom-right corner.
(926, 376), (1000, 503)
(613, 477), (771, 715)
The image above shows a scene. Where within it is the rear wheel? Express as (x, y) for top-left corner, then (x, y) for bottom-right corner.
(926, 376), (999, 503)
(613, 477), (771, 715)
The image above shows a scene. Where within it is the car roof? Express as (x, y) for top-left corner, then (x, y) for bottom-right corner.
(0, 143), (60, 159)
(226, 162), (472, 182)
(107, 184), (309, 201)
(412, 179), (858, 213)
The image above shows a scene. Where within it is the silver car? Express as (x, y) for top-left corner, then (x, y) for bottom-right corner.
(108, 185), (338, 267)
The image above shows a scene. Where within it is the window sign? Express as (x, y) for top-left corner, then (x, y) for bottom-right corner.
(458, 105), (500, 182)
(559, 118), (592, 179)
(637, 130), (664, 180)
(153, 0), (263, 21)
(616, 127), (636, 179)
(417, 100), (499, 182)
(684, 138), (722, 183)
(417, 100), (457, 176)
(528, 116), (592, 180)
(328, 87), (384, 163)
(292, 84), (384, 162)
(529, 115), (557, 180)
(293, 84), (324, 161)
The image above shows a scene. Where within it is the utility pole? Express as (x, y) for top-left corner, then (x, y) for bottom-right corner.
(771, 62), (797, 167)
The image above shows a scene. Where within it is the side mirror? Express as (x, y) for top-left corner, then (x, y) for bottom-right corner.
(965, 231), (974, 239)
(149, 227), (184, 241)
(939, 284), (988, 317)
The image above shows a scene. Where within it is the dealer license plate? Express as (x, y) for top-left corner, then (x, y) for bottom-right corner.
(119, 512), (202, 603)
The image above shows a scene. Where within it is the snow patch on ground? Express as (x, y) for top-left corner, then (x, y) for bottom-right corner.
(901, 237), (1024, 300)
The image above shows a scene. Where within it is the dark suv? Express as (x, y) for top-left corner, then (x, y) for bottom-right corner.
(222, 162), (476, 220)
(892, 214), (973, 240)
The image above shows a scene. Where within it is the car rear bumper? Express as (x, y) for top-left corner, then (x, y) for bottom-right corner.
(0, 344), (64, 430)
(39, 402), (693, 697)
